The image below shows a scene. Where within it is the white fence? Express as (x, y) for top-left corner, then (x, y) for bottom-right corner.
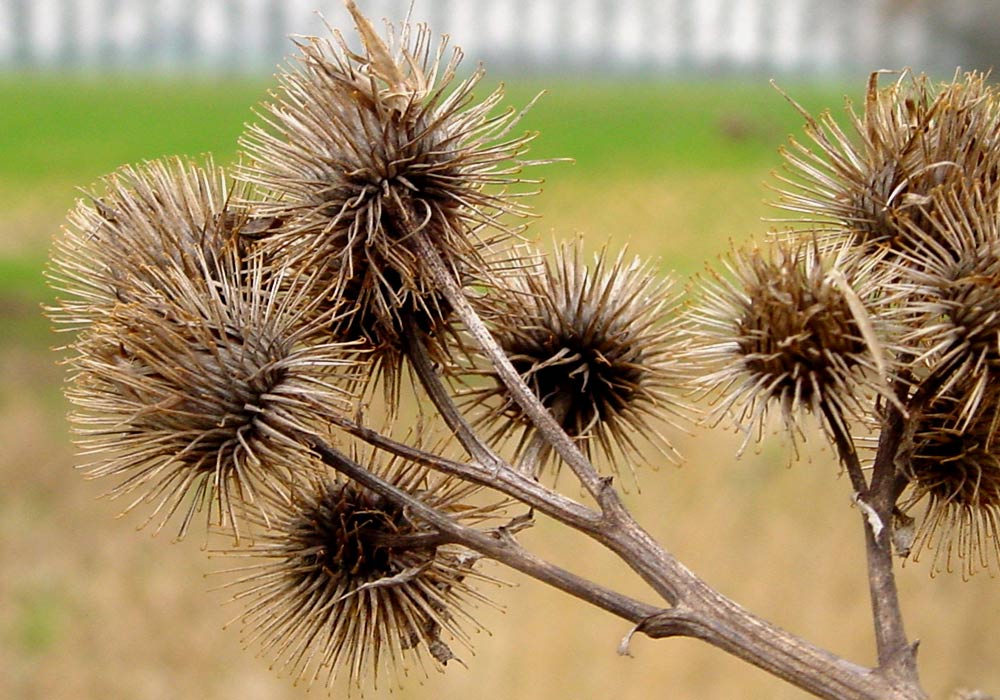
(0, 0), (965, 76)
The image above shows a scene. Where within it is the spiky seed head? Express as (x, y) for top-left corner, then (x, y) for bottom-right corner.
(64, 247), (359, 542)
(884, 184), (1000, 426)
(689, 237), (889, 452)
(465, 240), (689, 474)
(901, 390), (1000, 577)
(47, 155), (244, 332)
(235, 9), (542, 358)
(772, 70), (1000, 253)
(221, 451), (503, 691)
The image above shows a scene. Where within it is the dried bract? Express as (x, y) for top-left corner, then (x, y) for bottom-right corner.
(465, 241), (688, 473)
(221, 452), (502, 691)
(688, 237), (888, 451)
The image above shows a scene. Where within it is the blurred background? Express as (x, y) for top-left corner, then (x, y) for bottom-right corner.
(2, 0), (999, 75)
(2, 1), (999, 699)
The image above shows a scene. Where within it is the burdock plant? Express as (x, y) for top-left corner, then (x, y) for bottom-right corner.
(47, 3), (1000, 699)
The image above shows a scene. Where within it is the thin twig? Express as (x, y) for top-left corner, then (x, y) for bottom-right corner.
(864, 369), (948, 688)
(325, 410), (602, 531)
(307, 435), (662, 625)
(410, 229), (615, 508)
(401, 312), (516, 473)
(821, 403), (869, 496)
(516, 392), (572, 477)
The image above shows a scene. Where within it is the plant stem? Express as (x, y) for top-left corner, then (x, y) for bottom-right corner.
(823, 402), (924, 696)
(866, 399), (925, 694)
(401, 312), (514, 473)
(326, 410), (602, 531)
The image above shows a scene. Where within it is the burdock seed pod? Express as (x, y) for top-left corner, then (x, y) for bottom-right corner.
(772, 70), (1000, 253)
(220, 449), (503, 691)
(236, 2), (543, 370)
(64, 247), (359, 542)
(688, 236), (889, 452)
(465, 240), (689, 474)
(901, 390), (1000, 577)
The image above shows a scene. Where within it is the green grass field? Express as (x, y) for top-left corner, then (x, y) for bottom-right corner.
(0, 75), (847, 184)
(3, 75), (998, 700)
(0, 74), (860, 320)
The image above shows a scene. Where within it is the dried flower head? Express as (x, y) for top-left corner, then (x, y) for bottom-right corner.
(236, 3), (542, 358)
(772, 70), (1000, 253)
(901, 390), (1000, 577)
(464, 241), (688, 473)
(47, 155), (244, 332)
(885, 184), (1000, 426)
(64, 248), (358, 541)
(689, 237), (888, 451)
(221, 449), (502, 691)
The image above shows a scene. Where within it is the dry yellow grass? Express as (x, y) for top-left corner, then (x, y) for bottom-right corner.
(5, 354), (998, 699)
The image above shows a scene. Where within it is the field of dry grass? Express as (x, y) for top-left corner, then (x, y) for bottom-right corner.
(2, 75), (998, 700)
